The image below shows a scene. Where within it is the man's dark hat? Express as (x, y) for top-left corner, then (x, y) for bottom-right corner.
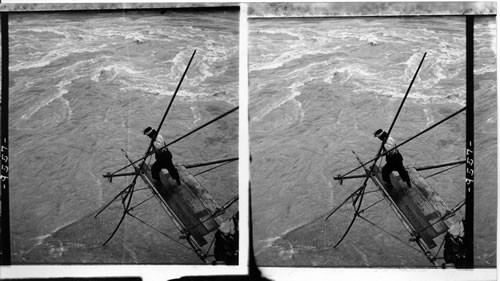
(374, 129), (385, 138)
(143, 126), (154, 136)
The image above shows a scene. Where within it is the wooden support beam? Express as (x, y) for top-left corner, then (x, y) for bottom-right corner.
(182, 157), (238, 169)
(334, 160), (466, 181)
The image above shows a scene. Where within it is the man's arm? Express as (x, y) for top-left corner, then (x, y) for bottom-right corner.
(384, 136), (396, 152)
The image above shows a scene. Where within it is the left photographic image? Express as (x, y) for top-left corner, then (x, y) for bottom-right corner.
(6, 6), (239, 265)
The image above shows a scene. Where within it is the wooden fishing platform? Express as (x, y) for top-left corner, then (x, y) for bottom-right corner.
(371, 166), (457, 249)
(139, 164), (222, 247)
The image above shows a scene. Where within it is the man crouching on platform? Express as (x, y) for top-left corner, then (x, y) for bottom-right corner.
(374, 129), (411, 189)
(143, 126), (181, 185)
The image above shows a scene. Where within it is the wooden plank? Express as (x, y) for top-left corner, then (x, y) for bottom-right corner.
(373, 166), (438, 248)
(407, 167), (457, 229)
(367, 167), (417, 241)
(391, 168), (452, 235)
(142, 164), (221, 247)
(138, 166), (184, 233)
(177, 166), (222, 221)
(142, 165), (208, 246)
(162, 174), (211, 245)
(354, 152), (418, 240)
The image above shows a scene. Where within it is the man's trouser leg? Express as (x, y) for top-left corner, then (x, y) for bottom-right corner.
(166, 166), (181, 185)
(382, 162), (394, 187)
(394, 153), (411, 186)
(151, 161), (161, 181)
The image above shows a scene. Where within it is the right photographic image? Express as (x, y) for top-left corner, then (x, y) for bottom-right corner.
(248, 3), (496, 268)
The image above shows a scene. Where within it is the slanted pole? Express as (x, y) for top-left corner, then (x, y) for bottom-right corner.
(136, 48), (197, 171)
(415, 160), (466, 171)
(336, 106), (466, 180)
(193, 161), (235, 177)
(184, 195), (239, 234)
(183, 157), (238, 169)
(95, 183), (134, 218)
(386, 52), (427, 138)
(334, 160), (466, 182)
(106, 106), (238, 176)
(101, 50), (196, 245)
(156, 49), (197, 138)
(102, 177), (136, 245)
(329, 53), (427, 248)
(423, 162), (465, 179)
(103, 171), (137, 180)
(357, 52), (426, 195)
(339, 53), (427, 181)
(324, 186), (361, 221)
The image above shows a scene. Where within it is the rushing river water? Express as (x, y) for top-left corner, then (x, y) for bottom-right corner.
(249, 16), (496, 267)
(9, 9), (239, 264)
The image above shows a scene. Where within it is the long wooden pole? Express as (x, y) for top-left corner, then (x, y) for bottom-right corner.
(183, 195), (239, 233)
(102, 50), (196, 245)
(331, 53), (427, 247)
(106, 106), (238, 177)
(183, 157), (238, 169)
(387, 52), (427, 138)
(103, 157), (239, 179)
(335, 160), (466, 181)
(141, 49), (197, 167)
(356, 52), (426, 198)
(336, 106), (466, 180)
(154, 49), (197, 140)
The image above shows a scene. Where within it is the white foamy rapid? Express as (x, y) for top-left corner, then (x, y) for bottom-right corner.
(250, 17), (467, 129)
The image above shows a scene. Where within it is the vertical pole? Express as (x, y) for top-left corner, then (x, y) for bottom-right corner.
(1, 12), (11, 265)
(464, 15), (474, 268)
